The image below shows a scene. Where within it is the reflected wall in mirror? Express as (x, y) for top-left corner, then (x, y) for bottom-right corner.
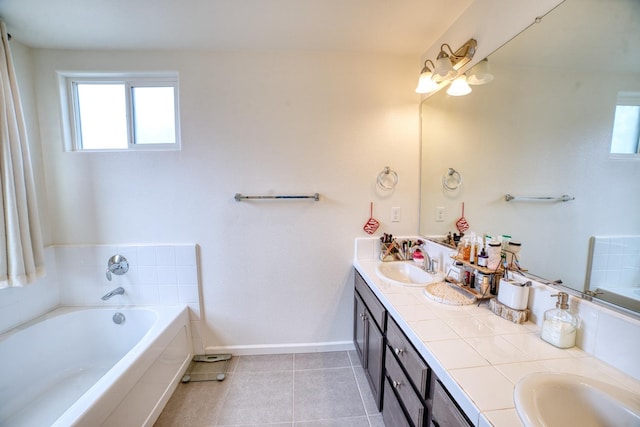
(419, 0), (640, 313)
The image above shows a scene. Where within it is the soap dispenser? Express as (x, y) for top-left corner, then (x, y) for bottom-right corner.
(540, 292), (578, 349)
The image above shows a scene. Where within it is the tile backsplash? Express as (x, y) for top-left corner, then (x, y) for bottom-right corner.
(0, 243), (203, 354)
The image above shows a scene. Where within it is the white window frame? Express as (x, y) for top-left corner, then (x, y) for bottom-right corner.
(58, 72), (181, 152)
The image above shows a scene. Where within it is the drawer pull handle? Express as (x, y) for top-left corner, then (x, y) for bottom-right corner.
(392, 380), (402, 389)
(394, 347), (405, 356)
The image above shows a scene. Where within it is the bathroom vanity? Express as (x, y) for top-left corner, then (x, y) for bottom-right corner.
(355, 269), (470, 426)
(353, 237), (640, 427)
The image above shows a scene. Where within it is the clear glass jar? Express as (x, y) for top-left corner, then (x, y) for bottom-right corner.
(541, 292), (578, 349)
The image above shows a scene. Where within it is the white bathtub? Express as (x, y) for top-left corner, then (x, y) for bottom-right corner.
(0, 305), (192, 427)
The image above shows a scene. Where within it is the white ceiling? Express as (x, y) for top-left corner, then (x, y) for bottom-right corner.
(0, 0), (473, 55)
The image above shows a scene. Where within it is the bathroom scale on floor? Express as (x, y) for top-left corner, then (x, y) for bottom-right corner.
(181, 353), (232, 383)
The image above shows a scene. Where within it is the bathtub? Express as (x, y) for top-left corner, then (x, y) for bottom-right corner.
(0, 305), (192, 427)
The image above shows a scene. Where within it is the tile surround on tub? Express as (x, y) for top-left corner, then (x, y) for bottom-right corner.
(589, 235), (640, 289)
(0, 246), (59, 333)
(54, 244), (200, 315)
(0, 243), (203, 355)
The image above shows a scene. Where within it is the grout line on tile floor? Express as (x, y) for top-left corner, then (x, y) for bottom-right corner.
(291, 365), (296, 425)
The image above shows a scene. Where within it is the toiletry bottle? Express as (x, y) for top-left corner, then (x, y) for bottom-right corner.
(480, 275), (490, 295)
(469, 269), (477, 288)
(507, 241), (521, 268)
(540, 292), (578, 349)
(469, 240), (476, 264)
(473, 237), (481, 264)
(477, 247), (488, 267)
(487, 241), (502, 270)
(462, 238), (471, 261)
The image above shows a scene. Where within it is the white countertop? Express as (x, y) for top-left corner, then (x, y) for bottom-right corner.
(353, 257), (640, 427)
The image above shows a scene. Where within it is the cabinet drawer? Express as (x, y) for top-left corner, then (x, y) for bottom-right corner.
(387, 316), (430, 398)
(383, 377), (412, 427)
(355, 271), (386, 330)
(432, 380), (471, 427)
(386, 347), (426, 427)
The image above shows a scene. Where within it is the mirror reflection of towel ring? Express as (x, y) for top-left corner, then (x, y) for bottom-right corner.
(442, 168), (462, 191)
(377, 166), (399, 190)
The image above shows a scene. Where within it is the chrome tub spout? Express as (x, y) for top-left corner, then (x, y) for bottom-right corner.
(102, 287), (125, 301)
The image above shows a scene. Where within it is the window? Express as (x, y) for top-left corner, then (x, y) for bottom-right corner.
(59, 73), (180, 151)
(610, 91), (640, 156)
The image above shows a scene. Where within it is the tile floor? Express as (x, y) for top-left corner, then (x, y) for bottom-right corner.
(155, 351), (385, 427)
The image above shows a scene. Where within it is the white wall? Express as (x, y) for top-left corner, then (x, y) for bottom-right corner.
(29, 49), (421, 352)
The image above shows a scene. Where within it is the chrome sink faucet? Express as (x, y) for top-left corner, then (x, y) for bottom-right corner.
(423, 251), (436, 274)
(102, 286), (125, 300)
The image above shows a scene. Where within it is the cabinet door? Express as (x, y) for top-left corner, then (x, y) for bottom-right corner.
(355, 271), (386, 330)
(353, 293), (367, 368)
(365, 314), (384, 410)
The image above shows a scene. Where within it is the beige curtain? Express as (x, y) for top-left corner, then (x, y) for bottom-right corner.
(0, 22), (45, 288)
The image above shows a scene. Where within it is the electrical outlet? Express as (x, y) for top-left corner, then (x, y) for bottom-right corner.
(391, 207), (401, 222)
(435, 206), (445, 222)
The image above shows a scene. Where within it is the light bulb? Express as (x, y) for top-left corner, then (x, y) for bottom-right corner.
(434, 55), (457, 80)
(415, 70), (439, 94)
(447, 75), (472, 96)
(467, 59), (494, 85)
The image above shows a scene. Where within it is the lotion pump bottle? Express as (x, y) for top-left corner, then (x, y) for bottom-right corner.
(540, 292), (578, 349)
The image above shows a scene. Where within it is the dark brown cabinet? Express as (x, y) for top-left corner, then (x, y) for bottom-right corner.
(431, 379), (472, 427)
(383, 315), (430, 427)
(354, 271), (386, 410)
(354, 268), (472, 427)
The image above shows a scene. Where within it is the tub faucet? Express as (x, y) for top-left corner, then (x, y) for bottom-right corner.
(102, 287), (125, 300)
(106, 255), (129, 281)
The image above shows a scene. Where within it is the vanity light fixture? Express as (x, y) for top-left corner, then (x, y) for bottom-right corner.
(432, 39), (478, 81)
(434, 48), (458, 80)
(415, 59), (439, 94)
(466, 58), (494, 85)
(447, 75), (472, 96)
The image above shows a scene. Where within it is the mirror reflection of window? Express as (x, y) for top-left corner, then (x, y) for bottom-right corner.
(610, 92), (640, 155)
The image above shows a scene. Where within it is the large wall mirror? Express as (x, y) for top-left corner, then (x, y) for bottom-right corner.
(419, 0), (640, 314)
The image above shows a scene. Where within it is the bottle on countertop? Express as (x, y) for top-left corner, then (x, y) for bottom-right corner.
(540, 292), (578, 349)
(462, 238), (471, 261)
(480, 275), (490, 295)
(507, 241), (522, 268)
(487, 241), (502, 270)
(477, 247), (488, 267)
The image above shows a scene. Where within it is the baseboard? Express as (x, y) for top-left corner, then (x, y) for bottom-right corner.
(204, 340), (355, 356)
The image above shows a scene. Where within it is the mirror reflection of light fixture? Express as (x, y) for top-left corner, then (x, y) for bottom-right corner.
(467, 58), (494, 85)
(415, 60), (439, 94)
(433, 39), (478, 82)
(447, 75), (472, 96)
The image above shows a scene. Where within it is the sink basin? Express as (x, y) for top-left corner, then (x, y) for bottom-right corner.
(375, 262), (443, 287)
(515, 372), (640, 427)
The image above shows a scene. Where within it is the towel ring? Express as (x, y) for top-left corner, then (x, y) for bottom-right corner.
(442, 168), (462, 191)
(377, 166), (399, 190)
